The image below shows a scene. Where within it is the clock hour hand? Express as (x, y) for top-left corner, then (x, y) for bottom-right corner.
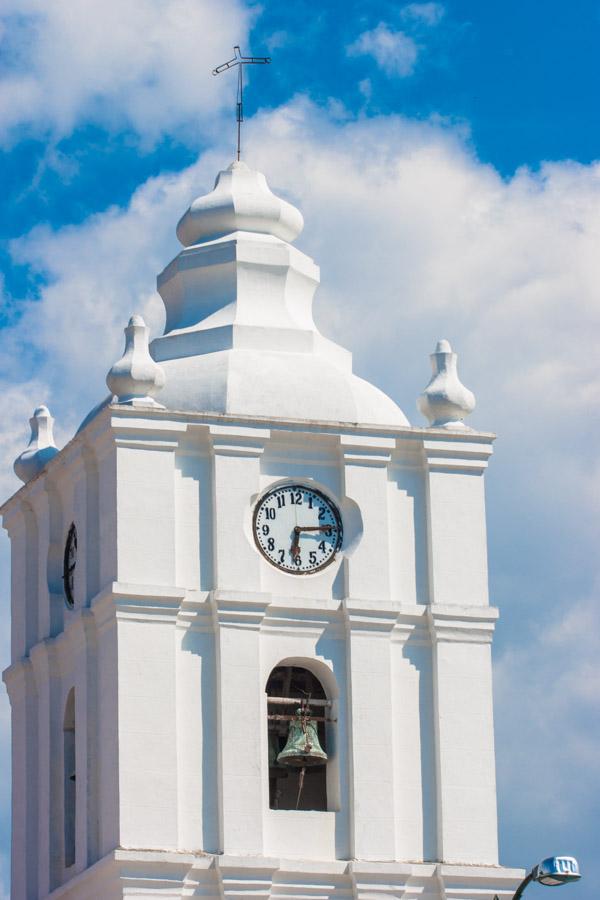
(290, 524), (332, 557)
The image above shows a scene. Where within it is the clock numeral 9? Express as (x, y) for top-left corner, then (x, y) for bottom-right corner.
(262, 524), (270, 536)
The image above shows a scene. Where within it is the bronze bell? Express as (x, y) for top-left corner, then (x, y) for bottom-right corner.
(277, 709), (327, 767)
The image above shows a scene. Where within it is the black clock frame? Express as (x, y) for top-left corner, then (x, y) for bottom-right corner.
(253, 484), (343, 575)
(63, 522), (77, 608)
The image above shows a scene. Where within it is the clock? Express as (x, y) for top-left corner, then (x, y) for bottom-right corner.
(253, 484), (343, 574)
(63, 523), (77, 608)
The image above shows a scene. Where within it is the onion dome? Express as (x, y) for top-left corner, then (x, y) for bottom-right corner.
(14, 405), (59, 484)
(176, 160), (304, 247)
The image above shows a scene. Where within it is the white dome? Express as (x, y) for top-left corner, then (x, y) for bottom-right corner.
(81, 161), (409, 430)
(157, 349), (408, 426)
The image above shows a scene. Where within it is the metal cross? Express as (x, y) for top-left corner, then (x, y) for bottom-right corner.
(213, 45), (271, 161)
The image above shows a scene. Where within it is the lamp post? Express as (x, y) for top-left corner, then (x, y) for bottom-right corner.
(495, 857), (581, 900)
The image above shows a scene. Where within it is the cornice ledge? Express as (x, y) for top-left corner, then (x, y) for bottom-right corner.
(102, 582), (187, 621)
(216, 853), (280, 874)
(2, 656), (33, 697)
(209, 424), (270, 457)
(343, 599), (399, 633)
(422, 437), (493, 475)
(340, 434), (395, 467)
(211, 589), (272, 628)
(437, 862), (525, 896)
(428, 604), (499, 643)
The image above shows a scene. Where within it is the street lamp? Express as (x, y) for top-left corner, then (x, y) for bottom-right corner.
(495, 857), (581, 900)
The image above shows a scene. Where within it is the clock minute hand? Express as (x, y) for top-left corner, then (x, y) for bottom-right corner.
(296, 525), (333, 533)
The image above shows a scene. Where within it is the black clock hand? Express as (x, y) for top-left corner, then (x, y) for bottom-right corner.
(295, 525), (333, 533)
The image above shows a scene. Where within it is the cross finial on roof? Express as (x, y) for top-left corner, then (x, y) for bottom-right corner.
(213, 45), (271, 162)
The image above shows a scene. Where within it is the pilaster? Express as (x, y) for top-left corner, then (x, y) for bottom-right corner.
(344, 602), (397, 860)
(428, 606), (499, 865)
(213, 593), (270, 856)
(423, 435), (493, 607)
(210, 425), (268, 592)
(340, 436), (395, 602)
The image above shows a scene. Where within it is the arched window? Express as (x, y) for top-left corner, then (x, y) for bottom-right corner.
(63, 689), (76, 868)
(266, 665), (330, 811)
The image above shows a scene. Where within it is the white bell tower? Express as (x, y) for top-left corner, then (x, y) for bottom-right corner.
(2, 162), (523, 899)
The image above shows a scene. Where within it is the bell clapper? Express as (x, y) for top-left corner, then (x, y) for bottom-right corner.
(296, 766), (307, 809)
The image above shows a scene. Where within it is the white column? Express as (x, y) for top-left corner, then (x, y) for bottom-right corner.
(340, 436), (395, 602)
(115, 589), (181, 850)
(4, 505), (27, 661)
(429, 607), (499, 865)
(214, 597), (269, 855)
(3, 661), (38, 900)
(115, 438), (178, 587)
(423, 436), (493, 607)
(345, 605), (397, 860)
(210, 426), (268, 593)
(92, 592), (120, 859)
(29, 483), (51, 644)
(391, 614), (436, 863)
(175, 599), (219, 853)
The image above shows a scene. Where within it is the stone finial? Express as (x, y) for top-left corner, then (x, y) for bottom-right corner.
(14, 405), (59, 483)
(417, 339), (475, 429)
(106, 315), (165, 407)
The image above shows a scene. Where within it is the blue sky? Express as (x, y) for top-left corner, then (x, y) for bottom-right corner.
(1, 1), (599, 897)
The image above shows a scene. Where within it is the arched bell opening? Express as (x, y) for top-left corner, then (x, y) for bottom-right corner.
(266, 665), (330, 811)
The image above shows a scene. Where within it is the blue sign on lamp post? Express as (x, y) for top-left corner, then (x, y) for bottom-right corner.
(495, 857), (581, 900)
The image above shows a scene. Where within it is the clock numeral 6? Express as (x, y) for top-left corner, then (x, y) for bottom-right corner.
(293, 555), (301, 566)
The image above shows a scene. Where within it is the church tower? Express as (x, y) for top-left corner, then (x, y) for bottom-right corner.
(3, 161), (523, 899)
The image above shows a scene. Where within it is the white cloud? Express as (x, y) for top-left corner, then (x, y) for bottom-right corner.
(495, 590), (600, 825)
(401, 3), (445, 27)
(0, 0), (253, 144)
(347, 23), (419, 78)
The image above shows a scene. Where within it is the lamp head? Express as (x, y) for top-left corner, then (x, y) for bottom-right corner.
(532, 858), (581, 887)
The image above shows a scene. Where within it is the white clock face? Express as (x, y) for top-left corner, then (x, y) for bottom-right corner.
(253, 485), (343, 574)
